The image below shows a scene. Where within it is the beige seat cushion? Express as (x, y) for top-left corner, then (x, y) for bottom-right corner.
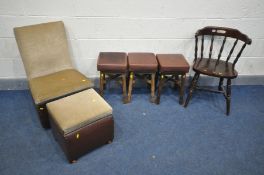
(47, 88), (113, 135)
(29, 69), (93, 104)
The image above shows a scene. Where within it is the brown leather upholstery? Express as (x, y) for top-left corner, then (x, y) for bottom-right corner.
(156, 54), (190, 73)
(128, 52), (158, 72)
(97, 52), (127, 73)
(50, 114), (114, 162)
(193, 58), (238, 78)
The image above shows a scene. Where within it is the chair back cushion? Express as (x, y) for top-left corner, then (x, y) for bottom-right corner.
(14, 21), (73, 79)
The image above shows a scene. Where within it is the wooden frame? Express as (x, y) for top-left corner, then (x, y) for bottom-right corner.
(126, 72), (156, 103)
(156, 73), (186, 105)
(99, 71), (127, 103)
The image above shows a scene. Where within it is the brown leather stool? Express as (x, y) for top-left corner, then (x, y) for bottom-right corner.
(156, 54), (190, 105)
(97, 52), (127, 103)
(127, 52), (158, 103)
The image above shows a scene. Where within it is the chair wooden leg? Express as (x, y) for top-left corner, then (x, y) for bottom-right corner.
(156, 74), (165, 104)
(184, 73), (200, 108)
(99, 72), (104, 96)
(122, 74), (128, 103)
(179, 74), (186, 105)
(218, 77), (224, 91)
(150, 73), (156, 103)
(226, 79), (231, 115)
(127, 72), (134, 103)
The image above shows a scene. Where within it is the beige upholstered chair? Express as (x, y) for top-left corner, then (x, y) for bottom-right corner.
(14, 21), (93, 128)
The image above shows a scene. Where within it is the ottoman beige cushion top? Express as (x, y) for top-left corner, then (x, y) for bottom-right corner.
(47, 88), (112, 135)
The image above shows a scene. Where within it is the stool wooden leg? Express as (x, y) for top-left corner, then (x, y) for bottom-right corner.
(122, 74), (128, 103)
(156, 74), (165, 104)
(127, 72), (134, 103)
(99, 72), (104, 96)
(184, 73), (200, 108)
(226, 78), (231, 116)
(179, 74), (186, 105)
(103, 73), (106, 89)
(174, 74), (179, 89)
(150, 73), (156, 103)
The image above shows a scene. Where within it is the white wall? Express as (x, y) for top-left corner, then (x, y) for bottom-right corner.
(0, 0), (264, 78)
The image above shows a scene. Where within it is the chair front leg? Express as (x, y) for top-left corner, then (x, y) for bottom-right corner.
(179, 74), (186, 105)
(226, 78), (232, 115)
(184, 72), (200, 108)
(150, 73), (156, 103)
(127, 72), (134, 103)
(156, 74), (165, 104)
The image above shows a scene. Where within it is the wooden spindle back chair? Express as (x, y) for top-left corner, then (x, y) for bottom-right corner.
(184, 26), (252, 115)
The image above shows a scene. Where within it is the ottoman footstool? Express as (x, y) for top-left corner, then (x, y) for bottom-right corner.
(47, 88), (114, 163)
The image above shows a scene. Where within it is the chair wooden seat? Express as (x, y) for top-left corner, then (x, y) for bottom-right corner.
(193, 58), (238, 79)
(97, 52), (127, 103)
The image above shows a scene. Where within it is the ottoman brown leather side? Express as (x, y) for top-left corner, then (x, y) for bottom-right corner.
(156, 54), (190, 104)
(47, 89), (114, 163)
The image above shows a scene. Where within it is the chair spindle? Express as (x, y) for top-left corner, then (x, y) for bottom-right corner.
(201, 35), (204, 59)
(209, 35), (215, 59)
(233, 43), (247, 67)
(217, 36), (227, 63)
(226, 39), (238, 63)
(194, 36), (198, 63)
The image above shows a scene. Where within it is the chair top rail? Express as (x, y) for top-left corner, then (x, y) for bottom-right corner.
(195, 26), (252, 45)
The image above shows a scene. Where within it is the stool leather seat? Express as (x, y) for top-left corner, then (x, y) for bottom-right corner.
(157, 54), (190, 73)
(128, 53), (158, 72)
(97, 52), (127, 73)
